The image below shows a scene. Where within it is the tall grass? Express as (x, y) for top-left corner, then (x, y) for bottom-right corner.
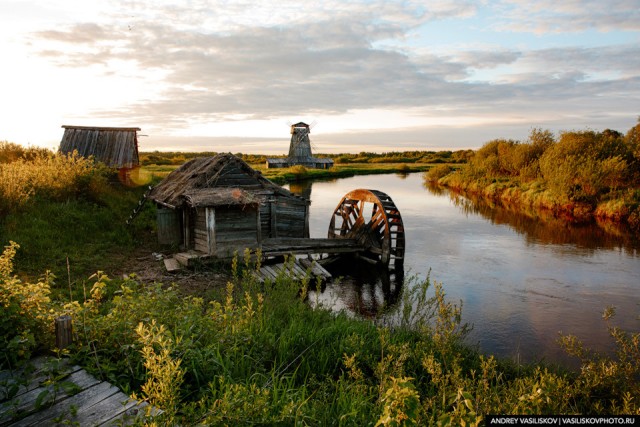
(0, 145), (156, 280)
(1, 243), (638, 424)
(0, 150), (104, 214)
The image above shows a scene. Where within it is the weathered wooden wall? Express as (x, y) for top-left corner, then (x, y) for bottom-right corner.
(157, 208), (182, 245)
(275, 198), (308, 238)
(194, 207), (210, 254)
(211, 206), (260, 257)
(59, 126), (140, 169)
(259, 196), (308, 239)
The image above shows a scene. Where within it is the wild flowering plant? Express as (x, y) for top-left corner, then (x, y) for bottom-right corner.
(0, 241), (56, 368)
(0, 150), (102, 213)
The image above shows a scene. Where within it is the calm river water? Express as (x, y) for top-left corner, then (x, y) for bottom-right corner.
(286, 173), (640, 367)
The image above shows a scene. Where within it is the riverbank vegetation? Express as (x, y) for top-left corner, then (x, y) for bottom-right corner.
(426, 122), (640, 231)
(1, 141), (639, 424)
(140, 149), (469, 186)
(143, 162), (432, 185)
(140, 149), (473, 167)
(2, 244), (639, 424)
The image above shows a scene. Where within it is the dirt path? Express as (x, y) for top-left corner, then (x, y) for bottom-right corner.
(112, 244), (231, 296)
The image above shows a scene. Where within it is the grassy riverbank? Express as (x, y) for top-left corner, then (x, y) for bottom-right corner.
(426, 124), (640, 232)
(1, 143), (639, 424)
(143, 161), (432, 185)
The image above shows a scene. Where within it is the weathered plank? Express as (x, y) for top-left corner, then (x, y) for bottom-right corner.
(9, 381), (119, 427)
(163, 257), (181, 273)
(0, 369), (100, 425)
(68, 393), (144, 426)
(1, 362), (82, 405)
(299, 258), (332, 280)
(1, 358), (162, 427)
(253, 258), (332, 284)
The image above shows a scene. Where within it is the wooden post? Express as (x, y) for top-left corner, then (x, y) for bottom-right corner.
(55, 315), (73, 350)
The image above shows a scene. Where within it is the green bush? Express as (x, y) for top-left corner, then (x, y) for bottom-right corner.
(425, 165), (453, 181)
(0, 242), (56, 369)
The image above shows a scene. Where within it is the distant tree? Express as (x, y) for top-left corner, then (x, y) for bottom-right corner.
(625, 117), (640, 161)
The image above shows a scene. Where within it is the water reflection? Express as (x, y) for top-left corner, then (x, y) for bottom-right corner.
(428, 183), (640, 256)
(288, 174), (640, 367)
(309, 258), (404, 318)
(288, 180), (313, 200)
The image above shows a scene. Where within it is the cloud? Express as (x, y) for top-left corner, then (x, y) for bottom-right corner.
(492, 0), (640, 33)
(23, 0), (640, 144)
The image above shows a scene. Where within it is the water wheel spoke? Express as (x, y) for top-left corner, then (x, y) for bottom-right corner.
(328, 189), (405, 267)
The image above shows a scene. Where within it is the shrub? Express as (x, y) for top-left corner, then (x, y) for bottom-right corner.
(0, 242), (56, 369)
(289, 165), (308, 179)
(0, 150), (106, 214)
(425, 165), (453, 181)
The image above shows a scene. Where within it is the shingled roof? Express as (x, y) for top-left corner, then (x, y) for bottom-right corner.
(59, 125), (140, 168)
(149, 153), (303, 209)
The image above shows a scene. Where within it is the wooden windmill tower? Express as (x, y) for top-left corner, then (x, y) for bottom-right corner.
(266, 121), (334, 169)
(288, 122), (313, 161)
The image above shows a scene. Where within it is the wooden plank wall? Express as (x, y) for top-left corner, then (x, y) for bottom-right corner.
(156, 208), (182, 245)
(275, 198), (308, 238)
(213, 207), (259, 257)
(194, 208), (209, 254)
(59, 129), (139, 168)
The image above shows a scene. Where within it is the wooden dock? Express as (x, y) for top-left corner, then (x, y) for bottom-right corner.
(164, 238), (364, 271)
(0, 357), (161, 426)
(260, 237), (364, 257)
(253, 257), (332, 283)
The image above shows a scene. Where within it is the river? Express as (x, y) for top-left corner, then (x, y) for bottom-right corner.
(286, 172), (640, 367)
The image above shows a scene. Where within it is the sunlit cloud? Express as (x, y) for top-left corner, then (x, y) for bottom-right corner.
(0, 0), (638, 152)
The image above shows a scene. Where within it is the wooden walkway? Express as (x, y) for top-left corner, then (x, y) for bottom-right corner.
(253, 258), (332, 283)
(260, 237), (364, 257)
(0, 357), (161, 426)
(163, 237), (365, 271)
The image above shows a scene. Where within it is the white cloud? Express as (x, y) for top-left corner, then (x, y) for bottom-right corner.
(492, 0), (640, 33)
(1, 0), (638, 150)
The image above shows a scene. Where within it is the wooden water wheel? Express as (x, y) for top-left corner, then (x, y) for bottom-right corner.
(328, 189), (405, 267)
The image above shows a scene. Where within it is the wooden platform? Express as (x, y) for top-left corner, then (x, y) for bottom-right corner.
(0, 357), (161, 426)
(253, 258), (332, 283)
(260, 237), (364, 257)
(163, 238), (364, 272)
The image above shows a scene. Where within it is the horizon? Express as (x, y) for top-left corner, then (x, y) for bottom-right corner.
(1, 0), (638, 154)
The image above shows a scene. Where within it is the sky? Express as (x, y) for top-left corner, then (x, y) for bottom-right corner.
(1, 0), (639, 154)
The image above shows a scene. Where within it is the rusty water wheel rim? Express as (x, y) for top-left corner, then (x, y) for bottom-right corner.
(328, 189), (405, 267)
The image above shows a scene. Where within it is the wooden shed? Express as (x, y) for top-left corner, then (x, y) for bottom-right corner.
(59, 125), (141, 169)
(149, 153), (310, 258)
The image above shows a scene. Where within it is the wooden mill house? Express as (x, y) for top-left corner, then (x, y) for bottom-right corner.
(59, 125), (141, 169)
(266, 122), (334, 169)
(149, 153), (310, 259)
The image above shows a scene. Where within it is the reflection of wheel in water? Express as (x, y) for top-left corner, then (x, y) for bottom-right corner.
(328, 189), (405, 267)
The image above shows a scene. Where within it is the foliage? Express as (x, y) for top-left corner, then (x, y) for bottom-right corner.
(0, 242), (57, 369)
(0, 141), (51, 164)
(19, 259), (628, 424)
(0, 243), (638, 423)
(0, 149), (109, 215)
(134, 320), (185, 422)
(139, 149), (470, 168)
(0, 146), (156, 279)
(431, 125), (640, 229)
(558, 306), (640, 413)
(426, 165), (453, 181)
(376, 376), (420, 427)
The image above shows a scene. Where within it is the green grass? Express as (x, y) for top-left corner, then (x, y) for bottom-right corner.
(2, 146), (639, 424)
(0, 182), (156, 285)
(3, 254), (637, 425)
(143, 162), (433, 185)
